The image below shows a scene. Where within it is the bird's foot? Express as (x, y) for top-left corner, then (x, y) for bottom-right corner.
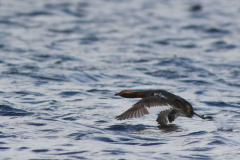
(201, 115), (213, 119)
(194, 112), (213, 120)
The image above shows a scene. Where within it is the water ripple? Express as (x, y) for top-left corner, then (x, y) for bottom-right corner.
(0, 105), (33, 116)
(0, 0), (239, 159)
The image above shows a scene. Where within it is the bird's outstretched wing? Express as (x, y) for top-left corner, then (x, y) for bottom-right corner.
(116, 95), (180, 120)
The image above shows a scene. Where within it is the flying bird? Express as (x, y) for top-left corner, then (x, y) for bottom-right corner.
(114, 90), (212, 125)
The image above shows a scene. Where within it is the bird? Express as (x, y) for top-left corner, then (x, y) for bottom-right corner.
(114, 90), (212, 125)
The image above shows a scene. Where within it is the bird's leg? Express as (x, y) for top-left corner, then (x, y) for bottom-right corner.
(194, 112), (213, 120)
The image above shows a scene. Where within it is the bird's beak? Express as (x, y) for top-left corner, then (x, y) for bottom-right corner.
(114, 92), (120, 96)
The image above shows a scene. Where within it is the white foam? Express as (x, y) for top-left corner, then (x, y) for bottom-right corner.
(216, 118), (234, 131)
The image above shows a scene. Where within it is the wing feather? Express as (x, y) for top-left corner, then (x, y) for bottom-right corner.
(116, 95), (179, 120)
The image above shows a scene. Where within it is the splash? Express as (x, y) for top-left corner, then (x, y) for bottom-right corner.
(216, 118), (234, 131)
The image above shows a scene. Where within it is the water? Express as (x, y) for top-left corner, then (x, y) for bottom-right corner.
(0, 0), (240, 159)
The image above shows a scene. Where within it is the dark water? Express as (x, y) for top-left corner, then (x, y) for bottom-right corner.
(0, 0), (240, 159)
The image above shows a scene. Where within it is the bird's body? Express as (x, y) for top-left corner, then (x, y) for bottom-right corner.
(114, 90), (212, 125)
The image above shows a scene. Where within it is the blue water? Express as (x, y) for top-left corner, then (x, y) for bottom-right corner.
(0, 0), (240, 159)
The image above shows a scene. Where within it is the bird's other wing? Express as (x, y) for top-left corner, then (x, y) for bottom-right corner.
(156, 109), (184, 125)
(156, 109), (173, 125)
(116, 95), (177, 120)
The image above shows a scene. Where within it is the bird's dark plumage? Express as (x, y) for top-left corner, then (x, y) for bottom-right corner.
(114, 90), (212, 125)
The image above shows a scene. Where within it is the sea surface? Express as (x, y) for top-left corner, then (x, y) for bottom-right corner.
(0, 0), (240, 159)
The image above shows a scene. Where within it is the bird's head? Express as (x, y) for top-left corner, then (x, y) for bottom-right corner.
(114, 90), (137, 98)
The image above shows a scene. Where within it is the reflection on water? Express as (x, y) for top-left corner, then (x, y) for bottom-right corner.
(158, 124), (182, 132)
